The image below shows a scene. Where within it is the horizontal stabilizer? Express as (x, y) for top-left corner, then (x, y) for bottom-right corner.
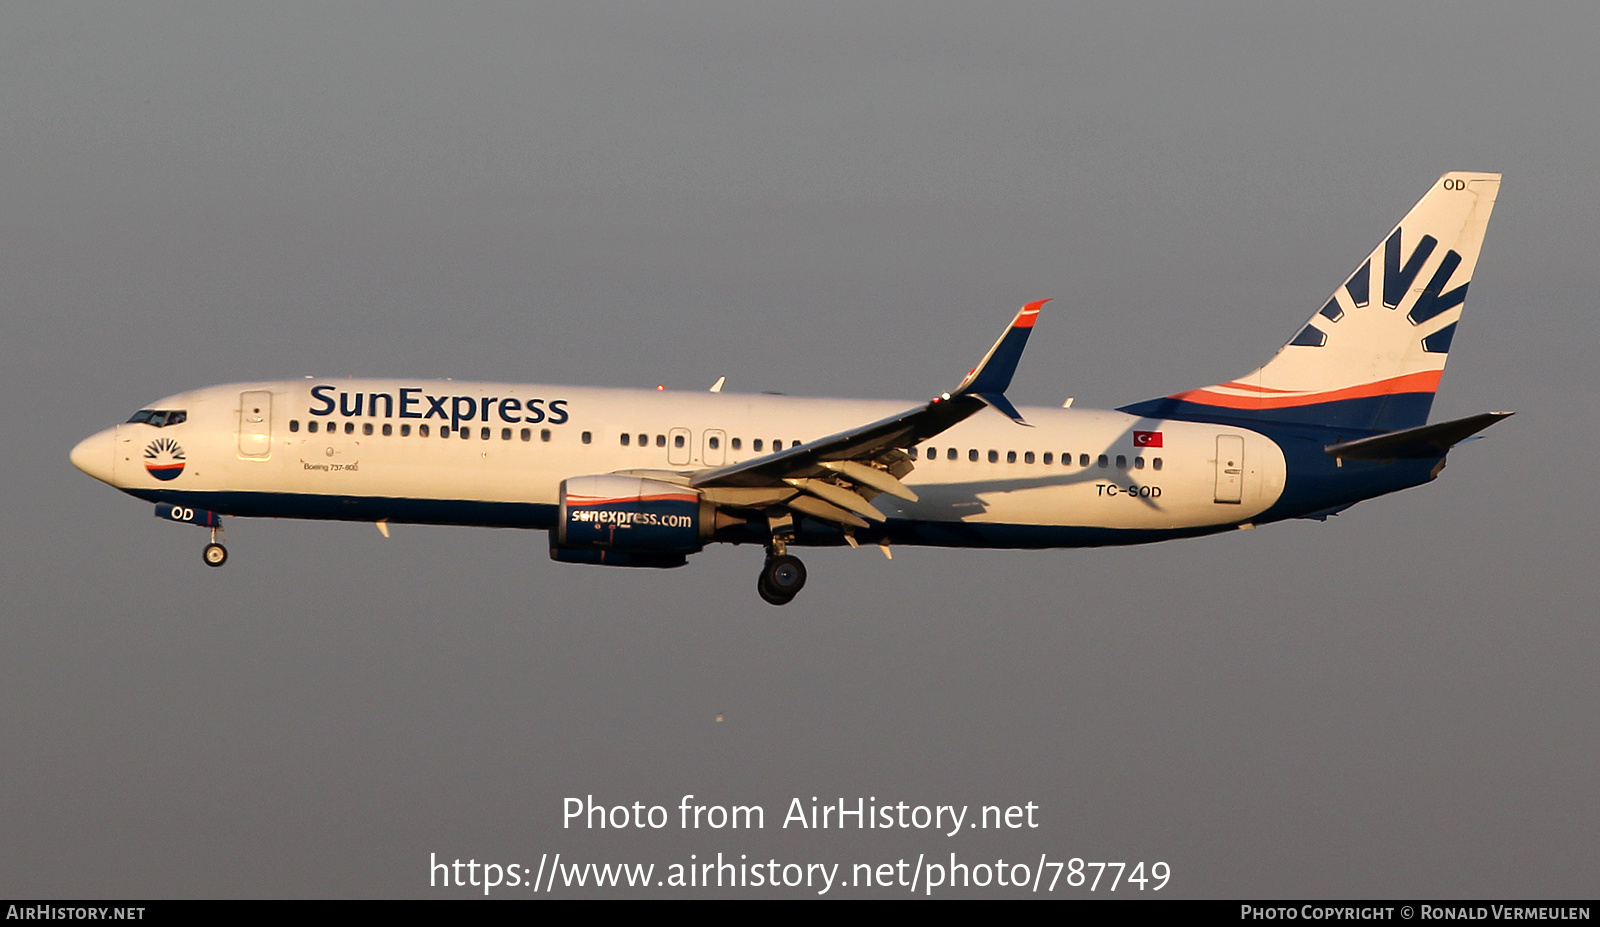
(1325, 411), (1512, 460)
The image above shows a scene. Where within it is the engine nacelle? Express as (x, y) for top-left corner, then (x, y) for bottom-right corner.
(549, 547), (688, 569)
(555, 474), (710, 556)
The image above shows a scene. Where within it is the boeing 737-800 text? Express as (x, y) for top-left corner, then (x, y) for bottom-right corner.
(71, 173), (1509, 604)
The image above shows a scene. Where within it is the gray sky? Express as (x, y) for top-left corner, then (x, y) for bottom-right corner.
(3, 1), (1597, 898)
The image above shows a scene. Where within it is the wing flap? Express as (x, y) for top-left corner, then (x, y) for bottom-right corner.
(786, 494), (872, 529)
(820, 459), (919, 501)
(786, 478), (887, 522)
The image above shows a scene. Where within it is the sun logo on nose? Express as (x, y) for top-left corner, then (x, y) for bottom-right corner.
(143, 437), (186, 481)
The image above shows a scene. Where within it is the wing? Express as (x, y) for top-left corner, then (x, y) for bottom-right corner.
(680, 300), (1049, 530)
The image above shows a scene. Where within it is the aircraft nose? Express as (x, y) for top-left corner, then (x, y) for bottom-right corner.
(70, 427), (117, 485)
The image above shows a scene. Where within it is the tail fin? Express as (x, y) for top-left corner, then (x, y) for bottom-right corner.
(1121, 172), (1501, 432)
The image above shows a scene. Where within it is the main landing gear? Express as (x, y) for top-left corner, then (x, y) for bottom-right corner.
(757, 538), (807, 606)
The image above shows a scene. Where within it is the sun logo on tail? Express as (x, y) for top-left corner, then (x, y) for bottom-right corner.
(143, 437), (186, 481)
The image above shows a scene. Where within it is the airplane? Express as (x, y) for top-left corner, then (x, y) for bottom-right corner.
(71, 172), (1509, 605)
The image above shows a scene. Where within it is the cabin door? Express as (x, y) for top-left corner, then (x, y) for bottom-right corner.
(1214, 434), (1244, 504)
(239, 391), (273, 458)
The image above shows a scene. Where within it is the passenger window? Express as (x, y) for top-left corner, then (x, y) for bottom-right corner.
(909, 447), (919, 460)
(969, 449), (979, 462)
(542, 429), (552, 442)
(1007, 451), (1017, 463)
(1134, 456), (1145, 469)
(621, 433), (630, 446)
(401, 424), (412, 437)
(1152, 457), (1163, 471)
(731, 438), (742, 451)
(308, 420), (319, 433)
(638, 434), (648, 447)
(947, 448), (957, 461)
(582, 431), (592, 444)
(344, 422), (355, 434)
(1024, 451), (1034, 464)
(383, 423), (393, 436)
(709, 436), (720, 450)
(674, 434), (685, 449)
(501, 428), (511, 440)
(753, 439), (764, 452)
(363, 423), (374, 436)
(1098, 455), (1109, 468)
(480, 427), (490, 440)
(441, 426), (451, 438)
(520, 428), (531, 441)
(420, 424), (430, 437)
(655, 434), (665, 447)
(1080, 453), (1091, 467)
(290, 420), (300, 433)
(988, 450), (999, 463)
(1042, 452), (1052, 465)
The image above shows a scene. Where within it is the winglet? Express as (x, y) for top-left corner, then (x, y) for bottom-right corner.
(949, 299), (1048, 423)
(974, 392), (1032, 426)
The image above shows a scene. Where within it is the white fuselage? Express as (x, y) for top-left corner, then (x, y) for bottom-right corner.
(76, 379), (1287, 546)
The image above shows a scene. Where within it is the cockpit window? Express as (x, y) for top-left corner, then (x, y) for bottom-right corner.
(126, 409), (187, 427)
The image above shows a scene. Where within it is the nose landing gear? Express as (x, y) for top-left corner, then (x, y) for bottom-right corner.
(203, 526), (228, 568)
(154, 503), (228, 567)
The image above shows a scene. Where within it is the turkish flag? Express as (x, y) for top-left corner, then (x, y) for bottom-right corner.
(1133, 431), (1164, 448)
